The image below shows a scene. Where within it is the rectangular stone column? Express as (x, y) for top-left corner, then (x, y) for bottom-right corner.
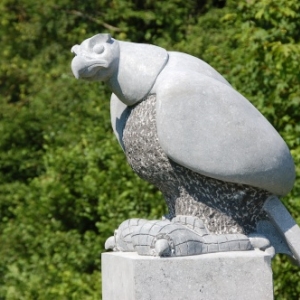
(102, 251), (273, 300)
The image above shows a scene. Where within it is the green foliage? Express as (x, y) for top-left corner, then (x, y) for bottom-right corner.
(0, 0), (299, 298)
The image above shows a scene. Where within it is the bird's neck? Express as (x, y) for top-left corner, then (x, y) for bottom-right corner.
(107, 41), (168, 106)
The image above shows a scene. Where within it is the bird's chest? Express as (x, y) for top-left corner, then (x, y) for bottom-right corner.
(122, 94), (176, 186)
(121, 94), (269, 235)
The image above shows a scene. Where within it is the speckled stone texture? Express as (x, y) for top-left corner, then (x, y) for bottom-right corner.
(102, 251), (274, 300)
(123, 95), (270, 235)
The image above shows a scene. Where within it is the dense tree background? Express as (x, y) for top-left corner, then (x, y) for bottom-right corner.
(0, 0), (299, 298)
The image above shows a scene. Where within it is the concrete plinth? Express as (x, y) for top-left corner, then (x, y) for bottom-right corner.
(102, 251), (273, 300)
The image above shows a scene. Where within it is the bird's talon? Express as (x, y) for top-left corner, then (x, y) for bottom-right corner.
(105, 236), (116, 250)
(248, 234), (271, 251)
(265, 246), (275, 258)
(155, 239), (171, 257)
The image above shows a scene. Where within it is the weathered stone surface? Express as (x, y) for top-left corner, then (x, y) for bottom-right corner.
(102, 251), (273, 300)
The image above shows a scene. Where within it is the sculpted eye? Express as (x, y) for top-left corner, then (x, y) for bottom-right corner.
(93, 44), (104, 54)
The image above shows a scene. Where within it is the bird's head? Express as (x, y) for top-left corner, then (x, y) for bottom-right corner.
(71, 33), (120, 82)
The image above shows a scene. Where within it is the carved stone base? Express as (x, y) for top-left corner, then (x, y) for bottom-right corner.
(102, 251), (273, 300)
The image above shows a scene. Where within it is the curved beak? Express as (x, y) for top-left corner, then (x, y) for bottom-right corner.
(71, 47), (108, 79)
(71, 45), (80, 55)
(71, 55), (85, 79)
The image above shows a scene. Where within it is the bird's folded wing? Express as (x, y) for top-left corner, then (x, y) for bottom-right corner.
(155, 72), (295, 195)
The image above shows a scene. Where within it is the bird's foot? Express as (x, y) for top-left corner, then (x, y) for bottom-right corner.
(105, 217), (253, 257)
(248, 234), (275, 258)
(105, 218), (149, 252)
(171, 215), (209, 236)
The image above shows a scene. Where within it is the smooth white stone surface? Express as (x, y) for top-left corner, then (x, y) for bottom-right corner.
(102, 251), (273, 300)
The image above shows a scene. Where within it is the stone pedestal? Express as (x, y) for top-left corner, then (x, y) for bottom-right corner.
(102, 251), (273, 300)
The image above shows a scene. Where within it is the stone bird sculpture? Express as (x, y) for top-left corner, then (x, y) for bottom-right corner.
(71, 33), (300, 261)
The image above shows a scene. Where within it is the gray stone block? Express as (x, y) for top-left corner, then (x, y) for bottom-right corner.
(102, 251), (273, 300)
